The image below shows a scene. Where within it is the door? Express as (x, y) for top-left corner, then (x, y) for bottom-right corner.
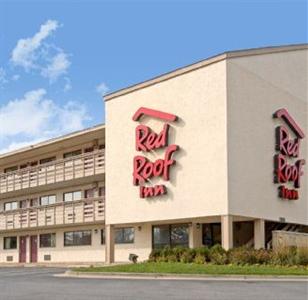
(30, 235), (38, 263)
(19, 236), (27, 263)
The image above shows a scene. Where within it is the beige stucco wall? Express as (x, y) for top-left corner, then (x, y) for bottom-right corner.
(114, 224), (152, 262)
(272, 230), (308, 249)
(105, 60), (228, 225)
(227, 49), (308, 225)
(0, 225), (105, 263)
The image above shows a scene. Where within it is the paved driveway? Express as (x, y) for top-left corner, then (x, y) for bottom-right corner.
(0, 267), (307, 300)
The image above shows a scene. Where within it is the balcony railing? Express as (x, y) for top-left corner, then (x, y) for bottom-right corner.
(0, 150), (105, 195)
(0, 197), (105, 231)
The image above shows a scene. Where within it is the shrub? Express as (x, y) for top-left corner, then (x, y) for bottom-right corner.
(209, 244), (228, 265)
(167, 254), (178, 263)
(173, 246), (187, 261)
(271, 247), (297, 266)
(149, 249), (162, 262)
(195, 247), (210, 260)
(228, 247), (267, 265)
(194, 254), (206, 264)
(180, 249), (196, 263)
(160, 246), (174, 262)
(295, 247), (308, 266)
(254, 249), (272, 265)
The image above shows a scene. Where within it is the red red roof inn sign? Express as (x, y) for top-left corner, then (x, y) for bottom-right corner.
(132, 107), (178, 198)
(274, 108), (305, 200)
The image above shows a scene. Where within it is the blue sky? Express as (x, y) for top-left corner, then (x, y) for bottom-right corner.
(0, 0), (307, 153)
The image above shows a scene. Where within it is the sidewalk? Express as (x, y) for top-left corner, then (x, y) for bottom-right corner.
(57, 270), (308, 282)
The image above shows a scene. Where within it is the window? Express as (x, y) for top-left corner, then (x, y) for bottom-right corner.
(98, 187), (105, 197)
(84, 189), (95, 199)
(63, 150), (82, 159)
(39, 157), (56, 165)
(40, 233), (56, 248)
(40, 195), (56, 206)
(64, 230), (92, 246)
(4, 166), (18, 173)
(84, 147), (94, 153)
(4, 237), (17, 249)
(4, 201), (18, 211)
(101, 229), (105, 245)
(19, 200), (27, 209)
(115, 228), (134, 244)
(202, 223), (221, 247)
(64, 191), (82, 202)
(30, 198), (38, 207)
(152, 224), (189, 249)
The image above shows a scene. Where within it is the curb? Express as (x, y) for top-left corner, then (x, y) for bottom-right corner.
(55, 271), (308, 282)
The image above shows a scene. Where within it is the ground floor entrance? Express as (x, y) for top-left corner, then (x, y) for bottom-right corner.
(105, 216), (308, 263)
(19, 236), (27, 263)
(30, 235), (38, 263)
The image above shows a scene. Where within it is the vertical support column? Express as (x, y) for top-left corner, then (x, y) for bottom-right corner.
(105, 224), (115, 264)
(189, 223), (202, 248)
(221, 215), (233, 250)
(254, 219), (265, 249)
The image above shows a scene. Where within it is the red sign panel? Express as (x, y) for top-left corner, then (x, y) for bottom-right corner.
(273, 109), (305, 200)
(132, 107), (178, 198)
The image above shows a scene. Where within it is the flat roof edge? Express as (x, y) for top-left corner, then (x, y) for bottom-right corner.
(0, 124), (105, 160)
(104, 43), (308, 102)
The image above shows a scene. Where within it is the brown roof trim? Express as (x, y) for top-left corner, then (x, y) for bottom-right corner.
(104, 43), (308, 102)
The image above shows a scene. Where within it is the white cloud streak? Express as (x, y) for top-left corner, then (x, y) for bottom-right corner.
(96, 82), (109, 96)
(11, 20), (59, 70)
(41, 52), (71, 82)
(10, 19), (70, 82)
(0, 89), (90, 153)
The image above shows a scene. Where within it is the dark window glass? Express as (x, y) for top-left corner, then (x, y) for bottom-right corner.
(153, 225), (170, 249)
(19, 200), (27, 209)
(40, 233), (56, 248)
(84, 147), (94, 153)
(115, 228), (134, 244)
(4, 166), (18, 173)
(85, 189), (95, 199)
(64, 230), (92, 246)
(202, 223), (221, 247)
(63, 150), (82, 159)
(30, 198), (38, 207)
(98, 187), (105, 197)
(101, 229), (105, 245)
(4, 237), (17, 249)
(39, 157), (56, 165)
(153, 224), (189, 249)
(171, 224), (189, 247)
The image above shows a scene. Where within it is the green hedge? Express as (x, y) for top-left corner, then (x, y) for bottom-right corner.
(148, 245), (308, 266)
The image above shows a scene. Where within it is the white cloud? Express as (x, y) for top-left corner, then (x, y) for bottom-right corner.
(11, 74), (20, 81)
(10, 19), (70, 83)
(63, 77), (72, 92)
(96, 82), (109, 96)
(41, 52), (71, 82)
(0, 67), (8, 87)
(0, 89), (91, 153)
(0, 138), (45, 154)
(11, 20), (59, 70)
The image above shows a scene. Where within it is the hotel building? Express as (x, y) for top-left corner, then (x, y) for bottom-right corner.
(0, 44), (307, 264)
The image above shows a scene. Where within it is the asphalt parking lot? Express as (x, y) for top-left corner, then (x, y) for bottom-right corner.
(0, 267), (307, 300)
